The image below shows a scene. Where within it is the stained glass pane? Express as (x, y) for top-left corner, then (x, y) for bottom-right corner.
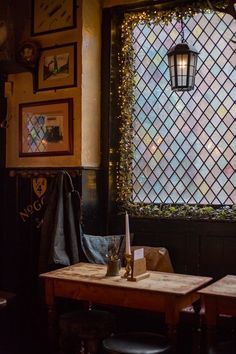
(131, 11), (236, 205)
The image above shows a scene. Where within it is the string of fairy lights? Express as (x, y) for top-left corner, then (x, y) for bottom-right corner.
(115, 0), (236, 220)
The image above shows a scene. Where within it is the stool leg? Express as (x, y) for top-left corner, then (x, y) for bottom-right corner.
(192, 300), (202, 354)
(60, 333), (81, 354)
(80, 339), (85, 354)
(83, 338), (100, 354)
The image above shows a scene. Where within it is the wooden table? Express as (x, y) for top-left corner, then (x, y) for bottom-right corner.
(40, 262), (212, 352)
(198, 275), (236, 350)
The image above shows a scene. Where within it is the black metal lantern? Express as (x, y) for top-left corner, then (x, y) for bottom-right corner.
(167, 20), (198, 91)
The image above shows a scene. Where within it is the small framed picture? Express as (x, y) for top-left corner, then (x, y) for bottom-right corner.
(19, 98), (73, 157)
(31, 0), (77, 36)
(16, 41), (41, 69)
(36, 43), (77, 91)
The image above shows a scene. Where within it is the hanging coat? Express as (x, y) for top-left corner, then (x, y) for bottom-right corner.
(38, 170), (82, 273)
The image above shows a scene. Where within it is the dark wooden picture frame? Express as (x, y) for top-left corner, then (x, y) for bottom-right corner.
(19, 98), (73, 157)
(36, 43), (77, 92)
(31, 0), (77, 36)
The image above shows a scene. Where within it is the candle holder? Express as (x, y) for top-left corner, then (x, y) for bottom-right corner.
(123, 253), (132, 279)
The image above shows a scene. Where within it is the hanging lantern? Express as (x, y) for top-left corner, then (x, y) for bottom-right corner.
(167, 20), (199, 91)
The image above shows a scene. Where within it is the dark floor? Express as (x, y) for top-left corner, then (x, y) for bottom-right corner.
(0, 295), (235, 354)
(0, 291), (49, 354)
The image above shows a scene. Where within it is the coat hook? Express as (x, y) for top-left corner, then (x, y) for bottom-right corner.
(0, 119), (9, 129)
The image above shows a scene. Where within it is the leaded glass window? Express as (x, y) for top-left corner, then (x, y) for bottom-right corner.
(130, 11), (235, 206)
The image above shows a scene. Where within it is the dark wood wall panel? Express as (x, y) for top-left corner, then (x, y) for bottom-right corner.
(81, 168), (105, 235)
(131, 218), (236, 279)
(130, 218), (198, 275)
(107, 214), (236, 279)
(0, 170), (19, 291)
(200, 235), (236, 279)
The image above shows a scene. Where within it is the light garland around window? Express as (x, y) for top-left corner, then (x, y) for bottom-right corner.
(116, 0), (236, 220)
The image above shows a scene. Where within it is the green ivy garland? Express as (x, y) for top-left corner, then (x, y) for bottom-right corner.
(116, 0), (236, 220)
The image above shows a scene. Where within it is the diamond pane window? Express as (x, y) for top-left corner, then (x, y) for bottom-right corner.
(26, 115), (48, 153)
(131, 11), (235, 205)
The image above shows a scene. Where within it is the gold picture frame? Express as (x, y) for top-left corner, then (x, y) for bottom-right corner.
(36, 43), (77, 92)
(31, 0), (77, 36)
(19, 99), (73, 157)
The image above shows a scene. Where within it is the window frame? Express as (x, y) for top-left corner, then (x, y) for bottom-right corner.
(101, 0), (236, 221)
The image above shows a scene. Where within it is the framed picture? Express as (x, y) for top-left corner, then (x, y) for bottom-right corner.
(36, 43), (77, 91)
(16, 41), (41, 69)
(31, 0), (76, 36)
(19, 98), (73, 157)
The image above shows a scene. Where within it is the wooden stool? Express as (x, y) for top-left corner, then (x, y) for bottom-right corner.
(102, 332), (174, 354)
(0, 297), (7, 310)
(209, 340), (236, 354)
(0, 291), (15, 310)
(59, 309), (115, 354)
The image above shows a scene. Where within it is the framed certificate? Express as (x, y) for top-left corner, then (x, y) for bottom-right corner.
(19, 99), (73, 157)
(31, 0), (77, 36)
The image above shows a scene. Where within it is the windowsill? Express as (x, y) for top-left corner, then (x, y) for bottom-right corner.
(130, 214), (236, 223)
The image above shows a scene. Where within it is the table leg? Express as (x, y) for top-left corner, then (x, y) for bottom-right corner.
(47, 303), (59, 354)
(167, 323), (178, 340)
(44, 280), (58, 354)
(191, 300), (202, 354)
(203, 296), (218, 354)
(165, 298), (179, 351)
(166, 297), (203, 354)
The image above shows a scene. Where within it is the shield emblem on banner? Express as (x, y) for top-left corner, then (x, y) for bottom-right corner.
(33, 178), (47, 198)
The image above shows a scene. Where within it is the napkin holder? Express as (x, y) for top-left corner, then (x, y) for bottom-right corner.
(128, 248), (150, 282)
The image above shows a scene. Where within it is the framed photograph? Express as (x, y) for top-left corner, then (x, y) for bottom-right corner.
(36, 43), (77, 91)
(19, 98), (73, 157)
(31, 0), (76, 36)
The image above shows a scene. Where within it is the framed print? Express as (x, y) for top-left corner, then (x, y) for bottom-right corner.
(19, 98), (73, 157)
(36, 43), (77, 91)
(31, 0), (76, 36)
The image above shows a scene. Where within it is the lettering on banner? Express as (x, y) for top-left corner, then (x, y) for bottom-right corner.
(19, 195), (46, 222)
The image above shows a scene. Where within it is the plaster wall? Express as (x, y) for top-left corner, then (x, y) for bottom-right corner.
(81, 0), (101, 166)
